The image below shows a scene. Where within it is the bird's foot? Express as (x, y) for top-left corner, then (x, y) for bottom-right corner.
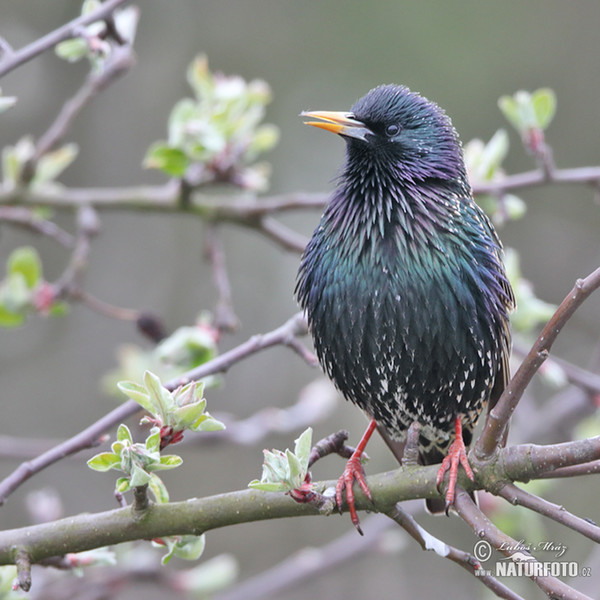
(435, 418), (474, 513)
(336, 451), (373, 535)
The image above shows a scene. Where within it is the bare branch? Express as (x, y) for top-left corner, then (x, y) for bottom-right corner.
(204, 224), (238, 332)
(384, 503), (525, 600)
(0, 207), (75, 247)
(475, 267), (600, 460)
(454, 489), (592, 600)
(472, 165), (600, 196)
(0, 0), (132, 78)
(0, 312), (313, 504)
(21, 46), (135, 184)
(497, 482), (600, 543)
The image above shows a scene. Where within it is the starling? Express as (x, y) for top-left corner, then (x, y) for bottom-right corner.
(296, 84), (514, 530)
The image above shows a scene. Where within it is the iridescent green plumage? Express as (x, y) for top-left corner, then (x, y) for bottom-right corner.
(296, 85), (514, 513)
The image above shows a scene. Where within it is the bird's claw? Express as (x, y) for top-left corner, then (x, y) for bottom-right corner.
(435, 428), (474, 513)
(335, 453), (373, 535)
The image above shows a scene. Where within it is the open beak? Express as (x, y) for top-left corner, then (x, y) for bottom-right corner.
(300, 110), (370, 141)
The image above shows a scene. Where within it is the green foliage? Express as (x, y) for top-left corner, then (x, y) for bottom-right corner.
(248, 427), (312, 493)
(1, 136), (78, 192)
(89, 371), (223, 503)
(153, 534), (206, 565)
(144, 54), (279, 191)
(118, 370), (225, 434)
(498, 88), (556, 136)
(55, 0), (138, 70)
(87, 423), (183, 504)
(0, 247), (67, 328)
(465, 129), (526, 226)
(102, 318), (219, 393)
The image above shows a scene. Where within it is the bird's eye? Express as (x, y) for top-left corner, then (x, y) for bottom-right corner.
(385, 124), (400, 137)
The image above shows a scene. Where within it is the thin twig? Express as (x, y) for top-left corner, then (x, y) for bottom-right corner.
(384, 503), (524, 600)
(512, 341), (600, 396)
(255, 216), (309, 253)
(497, 482), (600, 543)
(471, 165), (600, 196)
(21, 45), (135, 184)
(536, 459), (600, 479)
(475, 267), (600, 460)
(0, 207), (75, 247)
(204, 224), (238, 332)
(454, 489), (592, 600)
(0, 0), (131, 78)
(307, 430), (353, 468)
(0, 312), (312, 504)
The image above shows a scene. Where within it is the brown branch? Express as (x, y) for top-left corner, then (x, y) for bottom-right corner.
(0, 312), (312, 505)
(475, 267), (600, 460)
(204, 224), (238, 332)
(0, 0), (132, 78)
(20, 45), (135, 184)
(471, 165), (600, 196)
(496, 482), (600, 543)
(0, 207), (75, 247)
(536, 459), (600, 479)
(384, 503), (525, 600)
(503, 437), (600, 482)
(254, 216), (309, 253)
(512, 341), (600, 396)
(454, 489), (592, 600)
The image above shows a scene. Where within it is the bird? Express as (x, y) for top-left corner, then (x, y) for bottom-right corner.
(296, 84), (515, 531)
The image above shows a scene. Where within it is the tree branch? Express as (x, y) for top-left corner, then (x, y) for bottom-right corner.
(0, 312), (313, 505)
(0, 0), (132, 78)
(384, 503), (525, 600)
(475, 267), (600, 460)
(496, 482), (600, 543)
(454, 489), (592, 600)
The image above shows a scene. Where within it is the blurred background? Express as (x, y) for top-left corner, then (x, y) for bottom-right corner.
(1, 1), (599, 598)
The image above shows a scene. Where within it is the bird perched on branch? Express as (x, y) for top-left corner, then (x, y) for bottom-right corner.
(296, 84), (514, 531)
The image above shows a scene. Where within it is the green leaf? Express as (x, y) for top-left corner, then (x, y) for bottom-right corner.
(248, 480), (286, 492)
(531, 88), (556, 130)
(498, 95), (522, 132)
(87, 452), (122, 472)
(34, 143), (78, 184)
(145, 430), (161, 453)
(148, 472), (170, 504)
(0, 304), (24, 328)
(171, 534), (206, 562)
(155, 454), (183, 470)
(117, 381), (153, 413)
(143, 143), (189, 177)
(192, 414), (225, 432)
(143, 370), (174, 418)
(8, 246), (42, 288)
(55, 38), (89, 62)
(115, 477), (130, 493)
(130, 464), (152, 487)
(117, 423), (133, 443)
(293, 428), (312, 472)
(186, 55), (212, 100)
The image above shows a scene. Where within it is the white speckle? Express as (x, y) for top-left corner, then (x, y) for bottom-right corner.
(470, 380), (476, 389)
(380, 379), (389, 393)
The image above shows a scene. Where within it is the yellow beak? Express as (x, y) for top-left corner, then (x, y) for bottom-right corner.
(300, 110), (370, 141)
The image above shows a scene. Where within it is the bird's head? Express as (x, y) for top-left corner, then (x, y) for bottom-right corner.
(302, 84), (465, 184)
